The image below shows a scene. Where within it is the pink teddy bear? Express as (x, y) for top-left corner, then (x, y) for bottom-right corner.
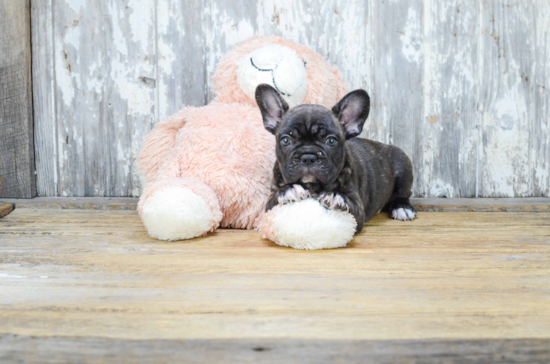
(137, 36), (350, 244)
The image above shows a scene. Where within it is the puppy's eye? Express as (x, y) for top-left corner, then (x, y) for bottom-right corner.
(281, 137), (292, 146)
(326, 137), (337, 146)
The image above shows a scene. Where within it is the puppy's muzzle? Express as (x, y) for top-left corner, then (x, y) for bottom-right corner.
(300, 153), (318, 166)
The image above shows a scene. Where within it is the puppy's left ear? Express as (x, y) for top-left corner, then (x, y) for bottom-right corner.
(255, 84), (289, 134)
(332, 89), (370, 139)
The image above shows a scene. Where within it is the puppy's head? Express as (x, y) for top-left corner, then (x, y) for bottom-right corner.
(256, 84), (370, 185)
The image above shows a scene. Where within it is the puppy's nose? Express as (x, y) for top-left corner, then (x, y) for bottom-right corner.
(300, 153), (318, 165)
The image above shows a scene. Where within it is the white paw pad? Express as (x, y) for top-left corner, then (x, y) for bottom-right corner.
(391, 207), (417, 221)
(318, 192), (348, 211)
(278, 184), (310, 205)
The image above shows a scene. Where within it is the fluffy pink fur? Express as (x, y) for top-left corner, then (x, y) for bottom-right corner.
(137, 36), (347, 236)
(257, 206), (280, 243)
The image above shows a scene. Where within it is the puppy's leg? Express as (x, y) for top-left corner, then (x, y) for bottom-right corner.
(389, 198), (417, 221)
(386, 149), (417, 221)
(266, 184), (311, 211)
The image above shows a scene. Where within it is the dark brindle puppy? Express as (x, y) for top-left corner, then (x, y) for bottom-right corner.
(256, 84), (417, 234)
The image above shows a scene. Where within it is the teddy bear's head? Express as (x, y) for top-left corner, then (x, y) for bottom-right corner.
(212, 36), (346, 108)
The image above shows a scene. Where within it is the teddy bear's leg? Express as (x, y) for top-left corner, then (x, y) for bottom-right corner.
(138, 178), (223, 241)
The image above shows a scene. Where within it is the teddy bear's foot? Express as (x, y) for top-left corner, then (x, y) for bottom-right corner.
(139, 179), (222, 241)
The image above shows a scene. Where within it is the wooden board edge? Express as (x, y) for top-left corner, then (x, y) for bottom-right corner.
(0, 203), (14, 218)
(4, 202), (138, 211)
(0, 197), (548, 212)
(414, 204), (550, 213)
(1, 335), (549, 363)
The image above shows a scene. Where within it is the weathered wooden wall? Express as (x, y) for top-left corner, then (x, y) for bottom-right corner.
(32, 0), (550, 197)
(0, 0), (36, 198)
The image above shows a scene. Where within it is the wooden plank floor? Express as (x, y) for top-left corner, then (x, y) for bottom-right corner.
(1, 204), (550, 363)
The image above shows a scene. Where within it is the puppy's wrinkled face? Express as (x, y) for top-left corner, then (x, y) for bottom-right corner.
(274, 105), (346, 185)
(256, 84), (370, 186)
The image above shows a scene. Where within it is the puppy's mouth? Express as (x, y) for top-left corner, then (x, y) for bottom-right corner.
(300, 174), (317, 183)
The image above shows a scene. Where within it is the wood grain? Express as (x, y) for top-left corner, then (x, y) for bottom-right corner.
(202, 0), (258, 102)
(256, 0), (372, 93)
(372, 0), (422, 165)
(0, 203), (13, 218)
(31, 1), (550, 198)
(0, 197), (139, 210)
(416, 0), (478, 198)
(31, 0), (57, 197)
(479, 0), (534, 197)
(0, 208), (549, 361)
(157, 0), (207, 120)
(533, 0), (550, 196)
(51, 0), (157, 197)
(1, 337), (549, 364)
(0, 0), (36, 198)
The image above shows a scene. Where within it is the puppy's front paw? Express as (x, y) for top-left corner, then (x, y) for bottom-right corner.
(391, 206), (417, 221)
(277, 184), (311, 205)
(317, 192), (348, 211)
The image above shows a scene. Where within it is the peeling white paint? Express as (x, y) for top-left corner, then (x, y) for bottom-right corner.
(128, 0), (154, 44)
(429, 179), (456, 198)
(55, 24), (81, 107)
(118, 80), (154, 116)
(400, 7), (422, 64)
(107, 1), (129, 57)
(64, 23), (80, 49)
(86, 60), (104, 110)
(484, 2), (534, 197)
(35, 0), (548, 198)
(158, 38), (176, 118)
(203, 2), (256, 97)
(63, 0), (86, 14)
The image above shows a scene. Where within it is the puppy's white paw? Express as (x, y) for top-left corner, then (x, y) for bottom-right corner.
(391, 207), (417, 221)
(278, 184), (310, 205)
(318, 192), (348, 211)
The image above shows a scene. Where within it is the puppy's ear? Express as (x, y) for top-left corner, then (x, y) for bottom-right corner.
(255, 84), (289, 134)
(332, 89), (370, 139)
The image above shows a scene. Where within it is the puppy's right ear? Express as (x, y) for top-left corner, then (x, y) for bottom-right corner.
(255, 84), (289, 134)
(332, 89), (370, 139)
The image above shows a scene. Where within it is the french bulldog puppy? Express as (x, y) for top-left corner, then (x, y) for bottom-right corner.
(256, 84), (417, 234)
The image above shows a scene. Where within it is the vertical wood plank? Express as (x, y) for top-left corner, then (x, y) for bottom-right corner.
(256, 0), (372, 108)
(30, 0), (550, 198)
(31, 0), (57, 196)
(533, 0), (550, 196)
(416, 0), (478, 198)
(53, 0), (156, 197)
(478, 0), (534, 197)
(202, 0), (258, 102)
(0, 0), (36, 198)
(369, 1), (423, 192)
(157, 0), (206, 120)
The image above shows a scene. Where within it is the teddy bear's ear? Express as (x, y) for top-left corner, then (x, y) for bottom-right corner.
(332, 89), (370, 139)
(255, 84), (289, 134)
